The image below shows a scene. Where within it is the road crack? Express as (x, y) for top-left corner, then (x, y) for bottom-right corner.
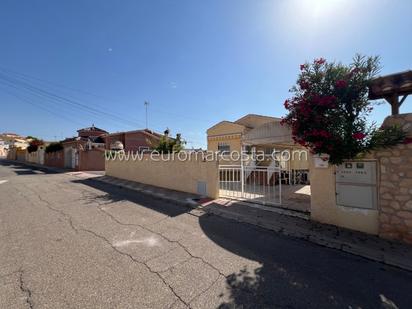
(188, 274), (224, 305)
(78, 227), (190, 308)
(97, 206), (226, 276)
(19, 269), (34, 309)
(94, 204), (227, 307)
(35, 193), (79, 233)
(81, 192), (228, 307)
(22, 183), (227, 308)
(97, 203), (226, 277)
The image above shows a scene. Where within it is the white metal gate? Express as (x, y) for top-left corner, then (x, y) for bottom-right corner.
(219, 165), (282, 205)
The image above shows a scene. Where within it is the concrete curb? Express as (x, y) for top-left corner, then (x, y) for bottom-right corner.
(0, 159), (69, 174)
(201, 206), (412, 272)
(93, 175), (200, 209)
(214, 198), (310, 220)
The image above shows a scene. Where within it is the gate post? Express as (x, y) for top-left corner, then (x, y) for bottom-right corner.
(279, 169), (282, 205)
(241, 162), (245, 197)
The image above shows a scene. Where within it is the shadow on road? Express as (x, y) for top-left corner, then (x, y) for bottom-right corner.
(74, 174), (412, 309)
(198, 214), (412, 309)
(70, 174), (412, 308)
(0, 160), (62, 175)
(72, 178), (189, 217)
(4, 160), (412, 308)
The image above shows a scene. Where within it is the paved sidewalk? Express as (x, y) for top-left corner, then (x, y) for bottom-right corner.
(95, 175), (201, 208)
(2, 160), (105, 178)
(94, 175), (412, 272)
(1, 159), (69, 173)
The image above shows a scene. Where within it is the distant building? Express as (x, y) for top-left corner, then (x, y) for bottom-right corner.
(207, 113), (309, 184)
(61, 125), (108, 170)
(104, 129), (163, 152)
(77, 125), (108, 139)
(62, 125), (108, 151)
(0, 133), (27, 148)
(1, 132), (21, 138)
(0, 139), (8, 158)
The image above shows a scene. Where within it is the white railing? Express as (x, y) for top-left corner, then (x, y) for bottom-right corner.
(219, 164), (281, 205)
(244, 159), (256, 178)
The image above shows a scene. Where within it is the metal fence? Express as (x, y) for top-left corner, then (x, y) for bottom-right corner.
(218, 165), (282, 205)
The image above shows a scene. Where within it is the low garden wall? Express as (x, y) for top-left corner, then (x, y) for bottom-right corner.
(310, 113), (412, 244)
(44, 151), (65, 168)
(310, 160), (379, 235)
(78, 149), (105, 171)
(26, 151), (39, 164)
(7, 148), (17, 160)
(16, 149), (26, 162)
(26, 149), (45, 165)
(105, 153), (219, 198)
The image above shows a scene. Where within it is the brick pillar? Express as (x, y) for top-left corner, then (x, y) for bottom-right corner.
(378, 114), (412, 244)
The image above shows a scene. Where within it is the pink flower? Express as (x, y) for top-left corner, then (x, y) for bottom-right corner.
(300, 64), (306, 70)
(352, 132), (366, 140)
(314, 58), (326, 65)
(318, 96), (337, 108)
(284, 99), (290, 109)
(299, 80), (310, 90)
(351, 68), (360, 75)
(403, 138), (412, 144)
(335, 79), (347, 89)
(308, 129), (331, 138)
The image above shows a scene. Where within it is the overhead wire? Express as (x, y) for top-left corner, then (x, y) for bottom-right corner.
(0, 66), (219, 146)
(0, 65), (218, 125)
(0, 72), (145, 129)
(0, 85), (88, 128)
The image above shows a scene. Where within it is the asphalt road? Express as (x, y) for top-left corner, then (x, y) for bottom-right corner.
(1, 160), (412, 309)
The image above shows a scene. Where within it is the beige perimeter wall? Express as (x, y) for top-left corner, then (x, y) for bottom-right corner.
(106, 153), (220, 198)
(26, 148), (46, 165)
(310, 113), (412, 243)
(310, 159), (379, 235)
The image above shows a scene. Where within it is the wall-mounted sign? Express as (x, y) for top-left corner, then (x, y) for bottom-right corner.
(313, 154), (330, 168)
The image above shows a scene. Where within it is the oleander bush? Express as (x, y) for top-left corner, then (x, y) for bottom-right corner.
(282, 54), (405, 164)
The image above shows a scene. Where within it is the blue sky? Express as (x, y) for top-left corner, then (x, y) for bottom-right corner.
(0, 0), (411, 148)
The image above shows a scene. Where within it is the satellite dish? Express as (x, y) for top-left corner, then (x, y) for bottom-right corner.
(110, 141), (124, 150)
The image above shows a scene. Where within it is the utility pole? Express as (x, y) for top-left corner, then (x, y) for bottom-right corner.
(144, 101), (149, 129)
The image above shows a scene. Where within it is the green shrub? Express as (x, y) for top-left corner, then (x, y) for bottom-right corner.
(45, 142), (63, 153)
(282, 54), (406, 164)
